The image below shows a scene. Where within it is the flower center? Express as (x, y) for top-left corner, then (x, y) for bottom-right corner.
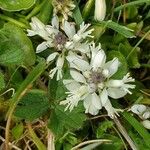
(87, 71), (106, 93)
(89, 71), (105, 84)
(54, 32), (67, 49)
(55, 32), (67, 45)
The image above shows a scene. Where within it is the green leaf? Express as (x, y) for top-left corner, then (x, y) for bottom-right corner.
(0, 72), (5, 91)
(11, 122), (24, 140)
(118, 43), (140, 68)
(15, 90), (50, 121)
(7, 60), (46, 118)
(123, 112), (150, 148)
(82, 0), (95, 20)
(48, 105), (86, 137)
(0, 41), (23, 66)
(0, 0), (36, 11)
(99, 21), (136, 38)
(73, 1), (83, 26)
(107, 50), (128, 79)
(96, 121), (114, 138)
(48, 78), (66, 101)
(1, 23), (36, 66)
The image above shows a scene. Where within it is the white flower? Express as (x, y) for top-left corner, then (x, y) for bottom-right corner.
(60, 44), (135, 118)
(27, 16), (94, 80)
(94, 0), (106, 21)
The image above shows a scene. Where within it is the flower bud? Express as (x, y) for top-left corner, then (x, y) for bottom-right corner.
(94, 0), (106, 21)
(142, 120), (150, 130)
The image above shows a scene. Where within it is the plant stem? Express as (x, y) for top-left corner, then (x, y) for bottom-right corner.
(0, 14), (28, 28)
(127, 30), (150, 60)
(114, 0), (150, 12)
(113, 117), (138, 150)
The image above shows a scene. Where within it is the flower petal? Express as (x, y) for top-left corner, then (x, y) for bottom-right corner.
(100, 88), (108, 106)
(66, 54), (90, 71)
(104, 99), (117, 118)
(51, 15), (59, 29)
(70, 69), (86, 83)
(46, 52), (58, 63)
(107, 87), (127, 99)
(36, 42), (48, 53)
(83, 94), (99, 115)
(63, 21), (76, 39)
(91, 92), (102, 109)
(103, 58), (120, 77)
(63, 80), (81, 91)
(91, 50), (106, 71)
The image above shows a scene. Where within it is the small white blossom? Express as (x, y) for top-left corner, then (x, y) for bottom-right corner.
(94, 0), (106, 21)
(60, 44), (135, 118)
(27, 16), (94, 80)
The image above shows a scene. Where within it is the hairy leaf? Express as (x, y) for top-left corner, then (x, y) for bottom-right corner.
(0, 0), (36, 11)
(48, 105), (86, 137)
(15, 90), (50, 121)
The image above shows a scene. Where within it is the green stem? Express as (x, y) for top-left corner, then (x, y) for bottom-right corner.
(25, 0), (47, 20)
(0, 14), (28, 28)
(114, 0), (150, 12)
(27, 123), (47, 150)
(127, 30), (150, 60)
(5, 61), (46, 150)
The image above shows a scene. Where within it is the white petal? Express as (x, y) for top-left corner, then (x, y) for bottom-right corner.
(63, 80), (81, 91)
(74, 42), (91, 54)
(130, 104), (146, 115)
(103, 58), (120, 77)
(63, 21), (76, 39)
(91, 50), (106, 71)
(56, 55), (64, 68)
(106, 79), (123, 88)
(91, 93), (102, 109)
(66, 54), (90, 71)
(104, 99), (116, 118)
(51, 15), (59, 29)
(36, 42), (48, 53)
(107, 87), (127, 99)
(142, 120), (150, 129)
(27, 29), (36, 36)
(83, 94), (99, 115)
(70, 69), (86, 83)
(46, 52), (58, 62)
(31, 17), (45, 30)
(100, 88), (108, 106)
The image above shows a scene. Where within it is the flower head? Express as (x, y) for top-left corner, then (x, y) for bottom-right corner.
(52, 0), (75, 20)
(27, 16), (94, 80)
(60, 44), (135, 118)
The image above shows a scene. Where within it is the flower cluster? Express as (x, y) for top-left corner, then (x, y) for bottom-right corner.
(27, 16), (93, 80)
(27, 2), (135, 118)
(131, 104), (150, 129)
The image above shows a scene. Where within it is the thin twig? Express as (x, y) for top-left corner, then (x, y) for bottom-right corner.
(113, 117), (138, 150)
(0, 136), (21, 150)
(47, 129), (55, 150)
(71, 139), (111, 150)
